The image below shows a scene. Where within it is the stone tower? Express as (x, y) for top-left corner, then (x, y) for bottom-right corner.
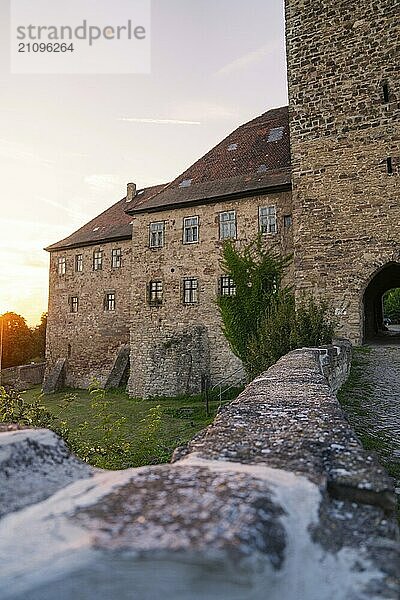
(285, 0), (400, 343)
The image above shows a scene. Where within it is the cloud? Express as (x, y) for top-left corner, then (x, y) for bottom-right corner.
(118, 117), (201, 126)
(216, 44), (273, 77)
(0, 138), (55, 167)
(37, 195), (90, 222)
(84, 174), (123, 193)
(0, 216), (71, 233)
(170, 101), (239, 122)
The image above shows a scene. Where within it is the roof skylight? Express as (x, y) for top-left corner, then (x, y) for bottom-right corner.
(179, 179), (192, 188)
(228, 143), (238, 151)
(267, 127), (284, 142)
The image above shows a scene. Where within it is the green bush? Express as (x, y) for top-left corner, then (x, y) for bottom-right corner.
(383, 288), (400, 323)
(55, 380), (171, 469)
(247, 294), (335, 378)
(216, 236), (292, 369)
(217, 237), (336, 378)
(0, 386), (55, 428)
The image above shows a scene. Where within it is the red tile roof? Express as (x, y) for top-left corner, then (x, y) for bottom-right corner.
(128, 106), (291, 214)
(46, 106), (291, 250)
(45, 184), (166, 252)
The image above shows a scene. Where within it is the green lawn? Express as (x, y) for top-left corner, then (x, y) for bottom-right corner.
(22, 386), (240, 470)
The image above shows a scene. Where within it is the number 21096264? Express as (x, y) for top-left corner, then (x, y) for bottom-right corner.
(18, 43), (75, 53)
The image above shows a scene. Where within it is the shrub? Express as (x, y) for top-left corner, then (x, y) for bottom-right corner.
(216, 236), (292, 370)
(0, 386), (55, 428)
(217, 237), (336, 378)
(383, 288), (400, 323)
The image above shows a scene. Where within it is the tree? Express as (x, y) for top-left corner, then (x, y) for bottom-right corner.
(217, 237), (335, 378)
(0, 312), (32, 369)
(30, 312), (47, 360)
(383, 288), (400, 323)
(216, 236), (292, 368)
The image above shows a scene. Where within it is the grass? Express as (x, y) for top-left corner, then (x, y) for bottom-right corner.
(22, 385), (241, 470)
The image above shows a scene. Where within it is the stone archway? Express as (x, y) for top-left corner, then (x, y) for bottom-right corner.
(362, 262), (400, 342)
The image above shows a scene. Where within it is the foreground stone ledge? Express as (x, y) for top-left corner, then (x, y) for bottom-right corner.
(0, 343), (399, 599)
(0, 428), (94, 518)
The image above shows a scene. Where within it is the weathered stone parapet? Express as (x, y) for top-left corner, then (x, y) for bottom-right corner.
(1, 362), (46, 391)
(0, 344), (398, 599)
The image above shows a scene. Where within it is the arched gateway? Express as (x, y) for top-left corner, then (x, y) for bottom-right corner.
(362, 262), (400, 341)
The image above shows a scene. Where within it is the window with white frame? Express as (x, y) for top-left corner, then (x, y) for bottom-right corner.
(183, 216), (199, 244)
(70, 296), (79, 313)
(183, 278), (198, 304)
(58, 256), (66, 275)
(75, 254), (83, 272)
(259, 206), (277, 234)
(93, 250), (103, 270)
(149, 280), (163, 305)
(105, 292), (116, 311)
(111, 248), (122, 268)
(219, 276), (236, 297)
(219, 211), (236, 240)
(149, 222), (165, 248)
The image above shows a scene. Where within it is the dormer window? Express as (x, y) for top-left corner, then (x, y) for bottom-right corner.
(267, 127), (284, 142)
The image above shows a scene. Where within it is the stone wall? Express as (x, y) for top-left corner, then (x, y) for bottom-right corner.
(129, 190), (293, 398)
(1, 342), (398, 599)
(45, 239), (132, 389)
(1, 362), (46, 391)
(285, 0), (400, 343)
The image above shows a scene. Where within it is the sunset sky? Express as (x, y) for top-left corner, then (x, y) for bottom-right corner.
(0, 0), (287, 326)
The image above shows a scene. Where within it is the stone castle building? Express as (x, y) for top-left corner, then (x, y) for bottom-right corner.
(44, 0), (399, 395)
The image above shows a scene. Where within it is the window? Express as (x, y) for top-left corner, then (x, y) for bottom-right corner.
(149, 280), (163, 305)
(219, 211), (236, 240)
(259, 206), (277, 234)
(93, 250), (103, 270)
(75, 254), (83, 272)
(183, 216), (199, 244)
(183, 278), (198, 304)
(111, 248), (122, 268)
(149, 222), (164, 248)
(387, 157), (393, 174)
(179, 179), (192, 188)
(105, 292), (116, 311)
(219, 276), (236, 297)
(267, 127), (284, 142)
(382, 82), (390, 103)
(58, 256), (66, 275)
(284, 214), (293, 228)
(70, 296), (79, 313)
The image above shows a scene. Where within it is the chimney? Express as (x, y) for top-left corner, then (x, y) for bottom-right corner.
(126, 182), (136, 202)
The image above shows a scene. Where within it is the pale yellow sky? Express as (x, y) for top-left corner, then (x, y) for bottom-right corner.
(0, 0), (288, 327)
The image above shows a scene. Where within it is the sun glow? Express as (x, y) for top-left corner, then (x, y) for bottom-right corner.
(0, 227), (50, 326)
